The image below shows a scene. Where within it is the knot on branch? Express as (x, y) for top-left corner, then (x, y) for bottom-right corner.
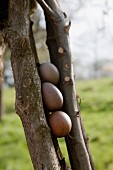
(58, 47), (64, 54)
(64, 76), (73, 85)
(64, 76), (70, 82)
(62, 12), (67, 18)
(64, 21), (71, 34)
(15, 98), (29, 117)
(3, 28), (20, 48)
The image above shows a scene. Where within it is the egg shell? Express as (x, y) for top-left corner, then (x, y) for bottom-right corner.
(48, 111), (72, 137)
(39, 62), (60, 85)
(42, 82), (63, 111)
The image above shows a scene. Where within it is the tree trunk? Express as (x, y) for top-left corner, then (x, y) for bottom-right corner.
(3, 0), (61, 169)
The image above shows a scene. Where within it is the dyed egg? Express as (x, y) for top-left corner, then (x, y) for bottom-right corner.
(48, 111), (72, 137)
(42, 82), (63, 111)
(39, 62), (60, 85)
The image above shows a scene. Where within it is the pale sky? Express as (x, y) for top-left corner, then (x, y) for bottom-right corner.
(39, 1), (113, 66)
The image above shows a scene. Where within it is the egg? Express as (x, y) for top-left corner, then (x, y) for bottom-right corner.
(38, 62), (60, 85)
(42, 82), (63, 111)
(48, 111), (72, 137)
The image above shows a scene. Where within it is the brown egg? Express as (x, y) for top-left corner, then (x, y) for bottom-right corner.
(48, 111), (72, 137)
(39, 62), (60, 85)
(42, 82), (63, 111)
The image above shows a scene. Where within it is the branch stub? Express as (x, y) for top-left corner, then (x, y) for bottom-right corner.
(64, 76), (70, 82)
(58, 47), (64, 54)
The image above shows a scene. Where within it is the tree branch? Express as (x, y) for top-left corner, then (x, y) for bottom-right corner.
(52, 136), (71, 170)
(40, 0), (95, 169)
(37, 0), (56, 18)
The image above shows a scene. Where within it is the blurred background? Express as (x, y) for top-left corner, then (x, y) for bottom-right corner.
(0, 0), (113, 170)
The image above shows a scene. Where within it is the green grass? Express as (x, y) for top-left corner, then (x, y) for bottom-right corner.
(76, 77), (113, 170)
(3, 88), (15, 114)
(0, 77), (113, 170)
(0, 110), (33, 170)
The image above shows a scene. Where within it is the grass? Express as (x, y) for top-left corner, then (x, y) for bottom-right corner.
(0, 115), (33, 170)
(76, 77), (113, 170)
(0, 77), (113, 170)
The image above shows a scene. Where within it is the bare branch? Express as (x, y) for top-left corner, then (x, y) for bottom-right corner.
(37, 0), (56, 18)
(42, 0), (95, 169)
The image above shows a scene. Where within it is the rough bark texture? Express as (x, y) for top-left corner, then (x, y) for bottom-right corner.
(4, 0), (61, 169)
(37, 0), (95, 170)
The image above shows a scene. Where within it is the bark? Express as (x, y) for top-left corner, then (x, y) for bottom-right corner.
(3, 0), (61, 169)
(37, 0), (95, 170)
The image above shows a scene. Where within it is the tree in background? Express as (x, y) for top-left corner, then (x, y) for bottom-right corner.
(0, 0), (95, 169)
(0, 33), (6, 120)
